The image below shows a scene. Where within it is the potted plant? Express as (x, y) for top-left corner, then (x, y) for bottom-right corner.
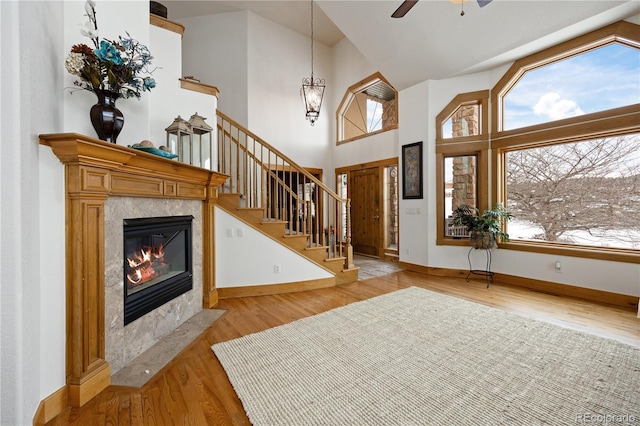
(450, 203), (512, 249)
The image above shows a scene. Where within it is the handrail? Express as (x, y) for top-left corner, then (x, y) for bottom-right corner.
(217, 112), (344, 200)
(216, 110), (353, 268)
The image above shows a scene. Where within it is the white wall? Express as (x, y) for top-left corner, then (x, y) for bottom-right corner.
(215, 208), (333, 287)
(180, 12), (249, 126)
(247, 12), (333, 170)
(148, 24), (218, 160)
(397, 81), (430, 266)
(1, 1), (65, 423)
(179, 10), (333, 173)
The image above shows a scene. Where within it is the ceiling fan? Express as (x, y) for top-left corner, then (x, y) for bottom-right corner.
(391, 0), (493, 18)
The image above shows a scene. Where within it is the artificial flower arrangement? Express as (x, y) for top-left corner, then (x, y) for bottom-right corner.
(65, 0), (156, 99)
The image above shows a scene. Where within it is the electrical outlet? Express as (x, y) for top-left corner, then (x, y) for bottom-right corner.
(274, 265), (280, 273)
(226, 228), (234, 238)
(237, 227), (244, 237)
(555, 261), (562, 273)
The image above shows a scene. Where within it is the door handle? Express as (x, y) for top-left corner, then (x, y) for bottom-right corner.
(373, 215), (380, 220)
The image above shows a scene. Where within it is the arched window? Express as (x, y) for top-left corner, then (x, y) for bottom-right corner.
(337, 72), (398, 144)
(491, 21), (640, 262)
(501, 41), (639, 131)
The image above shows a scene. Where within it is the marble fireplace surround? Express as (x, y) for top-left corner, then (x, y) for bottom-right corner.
(40, 134), (228, 407)
(104, 196), (202, 374)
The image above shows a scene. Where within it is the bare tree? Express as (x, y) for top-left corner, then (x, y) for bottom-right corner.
(506, 135), (640, 245)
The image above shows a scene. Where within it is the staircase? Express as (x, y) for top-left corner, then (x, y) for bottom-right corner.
(216, 111), (359, 289)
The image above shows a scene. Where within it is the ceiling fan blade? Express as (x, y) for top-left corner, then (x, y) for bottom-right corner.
(391, 0), (418, 18)
(477, 0), (493, 7)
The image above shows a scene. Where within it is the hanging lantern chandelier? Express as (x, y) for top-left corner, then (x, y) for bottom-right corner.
(300, 0), (325, 126)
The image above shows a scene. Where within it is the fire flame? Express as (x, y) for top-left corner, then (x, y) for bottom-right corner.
(126, 244), (165, 285)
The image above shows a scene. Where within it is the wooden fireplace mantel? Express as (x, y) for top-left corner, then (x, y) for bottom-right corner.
(39, 133), (228, 407)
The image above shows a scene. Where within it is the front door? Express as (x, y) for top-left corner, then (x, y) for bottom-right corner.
(350, 167), (380, 256)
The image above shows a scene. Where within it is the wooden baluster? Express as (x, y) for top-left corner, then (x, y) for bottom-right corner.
(288, 169), (293, 235)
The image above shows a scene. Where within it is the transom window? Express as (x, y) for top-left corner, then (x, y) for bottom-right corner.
(337, 72), (398, 144)
(442, 103), (481, 138)
(503, 42), (640, 131)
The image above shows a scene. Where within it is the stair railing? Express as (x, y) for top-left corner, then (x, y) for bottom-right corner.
(216, 110), (353, 269)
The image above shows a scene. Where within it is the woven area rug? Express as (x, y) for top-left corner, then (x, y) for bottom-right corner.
(211, 287), (640, 425)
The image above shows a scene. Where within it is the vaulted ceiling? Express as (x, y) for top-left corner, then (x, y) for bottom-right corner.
(162, 1), (640, 90)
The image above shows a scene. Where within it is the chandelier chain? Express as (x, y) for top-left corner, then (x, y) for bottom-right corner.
(300, 0), (324, 125)
(310, 0), (314, 79)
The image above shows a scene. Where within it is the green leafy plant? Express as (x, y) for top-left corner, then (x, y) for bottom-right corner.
(450, 203), (513, 248)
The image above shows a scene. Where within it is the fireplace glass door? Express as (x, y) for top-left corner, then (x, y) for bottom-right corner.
(123, 215), (193, 324)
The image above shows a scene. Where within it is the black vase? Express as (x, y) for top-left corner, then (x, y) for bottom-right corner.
(90, 89), (124, 143)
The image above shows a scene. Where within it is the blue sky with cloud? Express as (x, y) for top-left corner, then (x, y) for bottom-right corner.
(504, 42), (640, 130)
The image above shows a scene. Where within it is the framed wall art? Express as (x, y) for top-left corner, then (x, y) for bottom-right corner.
(402, 141), (423, 199)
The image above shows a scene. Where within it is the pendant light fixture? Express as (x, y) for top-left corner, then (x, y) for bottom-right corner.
(300, 0), (325, 126)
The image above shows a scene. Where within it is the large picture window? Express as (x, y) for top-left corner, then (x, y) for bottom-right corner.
(505, 134), (640, 250)
(491, 20), (640, 262)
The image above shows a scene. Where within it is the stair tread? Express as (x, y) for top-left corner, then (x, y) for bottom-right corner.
(324, 257), (346, 262)
(305, 245), (329, 251)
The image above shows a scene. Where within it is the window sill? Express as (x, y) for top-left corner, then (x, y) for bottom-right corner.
(436, 237), (473, 247)
(501, 240), (639, 264)
(337, 125), (398, 146)
(437, 237), (639, 263)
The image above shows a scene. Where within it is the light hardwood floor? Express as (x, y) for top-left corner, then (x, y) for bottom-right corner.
(46, 260), (639, 425)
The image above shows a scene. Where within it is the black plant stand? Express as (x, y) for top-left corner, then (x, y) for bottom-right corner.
(466, 247), (493, 288)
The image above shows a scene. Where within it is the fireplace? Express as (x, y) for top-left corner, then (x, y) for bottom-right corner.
(123, 215), (193, 325)
(41, 134), (227, 407)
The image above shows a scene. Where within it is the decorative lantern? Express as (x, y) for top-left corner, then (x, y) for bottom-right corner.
(164, 116), (192, 161)
(187, 113), (213, 169)
(300, 0), (325, 125)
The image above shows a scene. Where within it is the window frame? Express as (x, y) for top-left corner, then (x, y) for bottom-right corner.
(490, 20), (640, 263)
(436, 91), (490, 246)
(336, 72), (398, 145)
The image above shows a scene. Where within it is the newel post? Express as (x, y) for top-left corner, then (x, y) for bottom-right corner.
(344, 199), (355, 270)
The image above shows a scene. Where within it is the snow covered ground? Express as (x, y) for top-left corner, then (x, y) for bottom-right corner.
(509, 220), (640, 249)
